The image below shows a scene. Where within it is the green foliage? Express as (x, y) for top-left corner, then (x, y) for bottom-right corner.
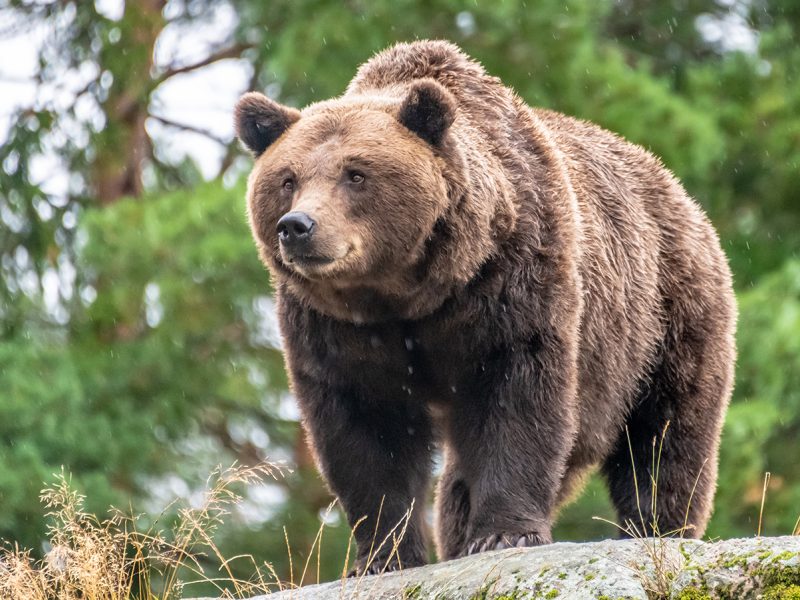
(711, 260), (800, 537)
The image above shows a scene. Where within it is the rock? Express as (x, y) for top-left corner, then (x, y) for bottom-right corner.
(670, 536), (800, 599)
(190, 536), (800, 599)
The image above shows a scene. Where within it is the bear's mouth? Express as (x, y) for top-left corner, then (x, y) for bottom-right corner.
(283, 248), (353, 278)
(279, 242), (356, 279)
(289, 254), (335, 267)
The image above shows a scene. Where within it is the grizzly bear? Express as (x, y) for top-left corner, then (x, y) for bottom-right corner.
(234, 40), (736, 574)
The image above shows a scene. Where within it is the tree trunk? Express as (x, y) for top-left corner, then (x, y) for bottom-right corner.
(91, 0), (165, 205)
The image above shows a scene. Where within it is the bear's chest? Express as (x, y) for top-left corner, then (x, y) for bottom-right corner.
(310, 316), (491, 406)
(283, 283), (522, 404)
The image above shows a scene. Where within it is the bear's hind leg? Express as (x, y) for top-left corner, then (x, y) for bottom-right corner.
(602, 291), (735, 539)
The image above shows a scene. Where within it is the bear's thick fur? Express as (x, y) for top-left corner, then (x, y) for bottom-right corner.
(235, 40), (736, 574)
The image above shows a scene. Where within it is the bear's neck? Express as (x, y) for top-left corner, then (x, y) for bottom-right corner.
(279, 265), (462, 324)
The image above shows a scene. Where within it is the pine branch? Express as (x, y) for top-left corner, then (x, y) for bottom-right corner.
(154, 42), (252, 85)
(149, 114), (229, 146)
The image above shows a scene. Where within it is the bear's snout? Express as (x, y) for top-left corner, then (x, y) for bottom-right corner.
(277, 211), (316, 249)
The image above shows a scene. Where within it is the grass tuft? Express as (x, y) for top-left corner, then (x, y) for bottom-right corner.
(0, 462), (286, 600)
(592, 421), (702, 599)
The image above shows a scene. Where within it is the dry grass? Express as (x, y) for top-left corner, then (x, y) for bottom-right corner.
(341, 498), (416, 598)
(0, 463), (419, 600)
(0, 462), (286, 600)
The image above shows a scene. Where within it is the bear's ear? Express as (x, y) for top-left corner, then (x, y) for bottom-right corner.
(234, 92), (301, 157)
(397, 80), (456, 146)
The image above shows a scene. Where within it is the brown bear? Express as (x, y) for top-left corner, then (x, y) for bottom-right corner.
(234, 40), (736, 574)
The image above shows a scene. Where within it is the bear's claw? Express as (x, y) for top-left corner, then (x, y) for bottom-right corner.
(464, 532), (550, 556)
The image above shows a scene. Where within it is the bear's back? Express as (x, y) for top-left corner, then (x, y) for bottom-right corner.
(346, 40), (492, 95)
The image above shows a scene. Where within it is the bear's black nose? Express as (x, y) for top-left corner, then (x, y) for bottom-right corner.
(277, 212), (315, 246)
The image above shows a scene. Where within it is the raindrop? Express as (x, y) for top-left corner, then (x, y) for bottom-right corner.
(2, 150), (19, 175)
(266, 82), (282, 99)
(100, 70), (114, 89)
(455, 11), (476, 36)
(756, 60), (772, 77)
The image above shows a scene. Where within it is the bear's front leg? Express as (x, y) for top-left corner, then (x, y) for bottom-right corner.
(291, 369), (434, 575)
(444, 332), (579, 558)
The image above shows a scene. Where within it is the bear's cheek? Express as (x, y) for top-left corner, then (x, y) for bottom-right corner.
(364, 194), (444, 264)
(352, 175), (440, 240)
(340, 219), (423, 275)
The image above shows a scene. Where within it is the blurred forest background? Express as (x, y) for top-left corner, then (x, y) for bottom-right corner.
(1, 0), (799, 593)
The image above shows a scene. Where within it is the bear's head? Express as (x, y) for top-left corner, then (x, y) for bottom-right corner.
(235, 79), (511, 322)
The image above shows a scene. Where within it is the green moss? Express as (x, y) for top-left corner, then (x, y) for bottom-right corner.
(668, 546), (800, 600)
(469, 581), (492, 600)
(761, 584), (800, 600)
(675, 587), (712, 600)
(492, 592), (525, 600)
(588, 557), (599, 564)
(538, 566), (551, 577)
(557, 572), (567, 580)
(755, 561), (800, 588)
(679, 543), (693, 562)
(750, 549), (800, 600)
(720, 551), (751, 569)
(403, 583), (422, 599)
(584, 573), (596, 581)
(770, 551), (799, 563)
(544, 590), (559, 599)
(467, 580), (527, 600)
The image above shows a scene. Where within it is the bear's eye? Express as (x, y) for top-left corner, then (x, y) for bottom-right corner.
(348, 171), (365, 184)
(282, 178), (295, 192)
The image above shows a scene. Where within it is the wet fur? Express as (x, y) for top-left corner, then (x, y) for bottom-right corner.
(236, 40), (736, 572)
